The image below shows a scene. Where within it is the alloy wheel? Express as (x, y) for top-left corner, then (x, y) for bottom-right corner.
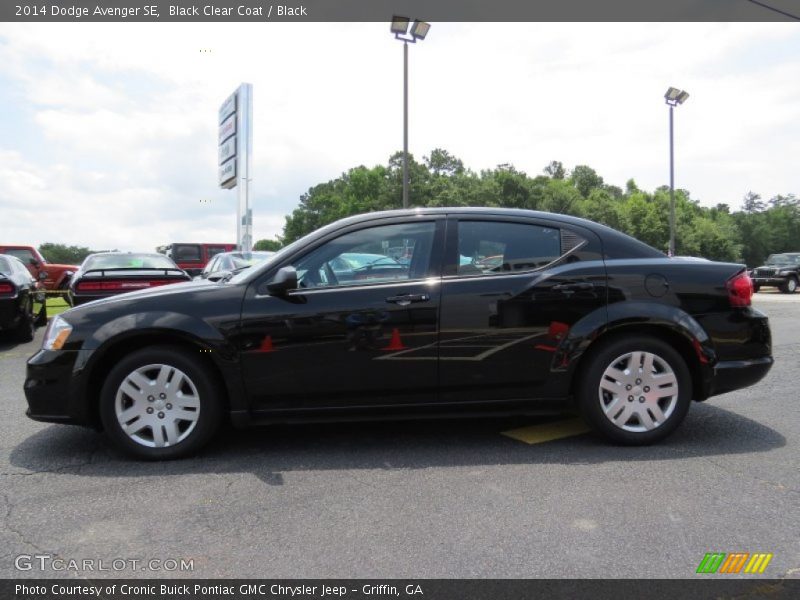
(114, 363), (200, 448)
(597, 351), (679, 432)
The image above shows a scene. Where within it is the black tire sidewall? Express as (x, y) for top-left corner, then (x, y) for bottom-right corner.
(577, 336), (692, 445)
(99, 346), (222, 460)
(14, 299), (35, 342)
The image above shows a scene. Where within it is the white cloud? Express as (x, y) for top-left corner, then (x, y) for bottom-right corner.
(0, 22), (798, 251)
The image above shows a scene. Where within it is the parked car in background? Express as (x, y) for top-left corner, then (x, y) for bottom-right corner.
(0, 245), (79, 290)
(156, 243), (235, 277)
(750, 252), (800, 293)
(0, 255), (46, 341)
(25, 208), (772, 460)
(196, 251), (275, 281)
(68, 252), (191, 306)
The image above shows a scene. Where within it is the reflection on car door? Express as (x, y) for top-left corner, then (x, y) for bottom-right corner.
(239, 217), (445, 411)
(434, 216), (608, 404)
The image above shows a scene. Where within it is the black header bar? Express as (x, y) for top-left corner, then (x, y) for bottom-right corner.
(3, 0), (800, 22)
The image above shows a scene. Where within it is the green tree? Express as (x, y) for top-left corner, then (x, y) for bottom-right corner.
(253, 239), (282, 252)
(38, 243), (97, 264)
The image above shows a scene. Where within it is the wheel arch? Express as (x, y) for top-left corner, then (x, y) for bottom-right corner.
(82, 330), (237, 430)
(565, 307), (714, 403)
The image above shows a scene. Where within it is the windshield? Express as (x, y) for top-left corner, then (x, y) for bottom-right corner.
(765, 254), (800, 266)
(83, 254), (178, 270)
(230, 251), (274, 270)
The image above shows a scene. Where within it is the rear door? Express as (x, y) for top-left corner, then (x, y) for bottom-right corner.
(437, 215), (607, 404)
(239, 216), (445, 411)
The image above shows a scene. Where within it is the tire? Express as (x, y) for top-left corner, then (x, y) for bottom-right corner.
(13, 300), (35, 342)
(752, 284), (760, 293)
(99, 346), (223, 460)
(780, 277), (797, 294)
(34, 301), (48, 327)
(577, 335), (692, 445)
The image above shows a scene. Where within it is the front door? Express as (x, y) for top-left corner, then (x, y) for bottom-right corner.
(239, 218), (445, 411)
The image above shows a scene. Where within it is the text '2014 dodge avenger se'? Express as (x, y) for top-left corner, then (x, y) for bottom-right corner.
(24, 208), (773, 459)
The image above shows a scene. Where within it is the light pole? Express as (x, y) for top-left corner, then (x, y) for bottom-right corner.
(391, 16), (430, 209)
(664, 87), (689, 257)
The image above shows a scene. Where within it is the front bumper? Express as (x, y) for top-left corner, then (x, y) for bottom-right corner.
(24, 348), (95, 427)
(752, 277), (786, 286)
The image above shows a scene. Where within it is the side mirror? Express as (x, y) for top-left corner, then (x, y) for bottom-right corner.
(38, 271), (48, 281)
(267, 266), (298, 295)
(207, 270), (231, 282)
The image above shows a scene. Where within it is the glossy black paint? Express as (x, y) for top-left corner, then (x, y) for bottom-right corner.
(0, 255), (37, 334)
(23, 208), (773, 430)
(67, 252), (190, 306)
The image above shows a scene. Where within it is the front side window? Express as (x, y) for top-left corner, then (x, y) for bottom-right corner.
(456, 221), (563, 276)
(293, 222), (436, 289)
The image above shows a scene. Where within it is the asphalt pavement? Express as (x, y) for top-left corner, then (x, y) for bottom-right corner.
(0, 291), (798, 579)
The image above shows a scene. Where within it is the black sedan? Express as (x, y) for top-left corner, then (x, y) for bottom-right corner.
(68, 252), (191, 306)
(0, 255), (46, 342)
(25, 208), (772, 459)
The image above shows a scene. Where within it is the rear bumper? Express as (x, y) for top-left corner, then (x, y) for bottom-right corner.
(710, 356), (773, 397)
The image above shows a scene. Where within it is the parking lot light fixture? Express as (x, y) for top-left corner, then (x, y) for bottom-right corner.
(390, 16), (431, 209)
(664, 87), (690, 257)
(390, 16), (410, 36)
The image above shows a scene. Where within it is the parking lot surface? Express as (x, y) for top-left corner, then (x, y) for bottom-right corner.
(1, 292), (798, 579)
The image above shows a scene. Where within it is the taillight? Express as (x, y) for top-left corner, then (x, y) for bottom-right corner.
(76, 279), (177, 292)
(0, 282), (15, 296)
(727, 271), (753, 307)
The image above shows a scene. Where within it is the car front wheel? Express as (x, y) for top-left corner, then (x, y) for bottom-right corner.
(577, 336), (692, 445)
(99, 346), (223, 460)
(780, 277), (797, 294)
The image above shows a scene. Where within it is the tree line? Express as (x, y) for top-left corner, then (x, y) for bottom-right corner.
(257, 149), (797, 267)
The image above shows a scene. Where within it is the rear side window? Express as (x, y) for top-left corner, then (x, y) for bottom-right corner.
(173, 245), (202, 261)
(456, 221), (567, 276)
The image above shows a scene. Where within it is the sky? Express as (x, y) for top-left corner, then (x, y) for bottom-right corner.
(0, 22), (798, 252)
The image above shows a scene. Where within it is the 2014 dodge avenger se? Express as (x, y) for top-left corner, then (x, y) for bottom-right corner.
(24, 208), (773, 459)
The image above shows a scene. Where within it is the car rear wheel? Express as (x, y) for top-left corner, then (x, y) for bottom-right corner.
(780, 277), (797, 294)
(13, 302), (35, 342)
(577, 336), (692, 445)
(99, 346), (223, 460)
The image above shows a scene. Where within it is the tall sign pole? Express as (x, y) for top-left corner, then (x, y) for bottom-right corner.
(218, 82), (253, 251)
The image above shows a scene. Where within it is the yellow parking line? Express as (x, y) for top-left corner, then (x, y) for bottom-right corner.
(502, 418), (590, 444)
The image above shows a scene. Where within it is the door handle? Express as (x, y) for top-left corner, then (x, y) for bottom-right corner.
(386, 293), (430, 306)
(551, 282), (594, 292)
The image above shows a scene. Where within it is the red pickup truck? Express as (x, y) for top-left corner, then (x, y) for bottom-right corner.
(0, 245), (79, 290)
(156, 242), (236, 277)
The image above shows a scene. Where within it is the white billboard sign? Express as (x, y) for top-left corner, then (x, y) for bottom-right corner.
(219, 92), (236, 124)
(218, 114), (236, 144)
(218, 136), (236, 165)
(217, 83), (253, 250)
(219, 157), (236, 188)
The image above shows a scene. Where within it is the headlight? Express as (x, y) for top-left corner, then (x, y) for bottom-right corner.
(42, 315), (72, 350)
